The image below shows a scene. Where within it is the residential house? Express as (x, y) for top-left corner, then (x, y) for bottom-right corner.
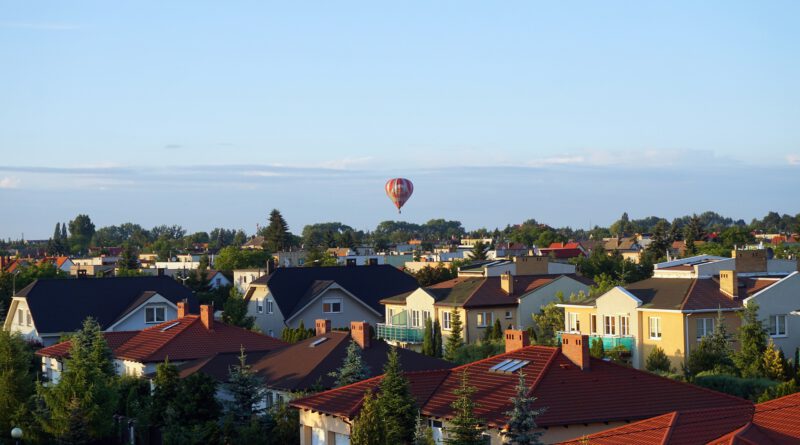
(3, 276), (197, 345)
(244, 265), (419, 338)
(242, 236), (266, 250)
(175, 319), (452, 408)
(379, 271), (592, 348)
(602, 236), (644, 263)
(291, 331), (750, 445)
(274, 250), (307, 267)
(36, 302), (286, 382)
(233, 268), (270, 293)
(457, 256), (576, 278)
(536, 242), (588, 260)
(653, 250), (799, 279)
(205, 269), (231, 289)
(559, 392), (800, 444)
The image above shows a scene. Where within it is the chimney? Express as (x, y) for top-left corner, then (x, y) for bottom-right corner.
(350, 321), (370, 349)
(500, 271), (514, 295)
(720, 270), (738, 298)
(505, 329), (529, 353)
(732, 249), (767, 274)
(561, 333), (590, 370)
(200, 304), (213, 331)
(315, 319), (331, 336)
(177, 300), (188, 318)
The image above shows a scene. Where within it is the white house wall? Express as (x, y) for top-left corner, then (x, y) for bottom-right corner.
(517, 277), (590, 329)
(746, 272), (800, 356)
(290, 287), (382, 330)
(249, 286), (287, 338)
(108, 294), (178, 332)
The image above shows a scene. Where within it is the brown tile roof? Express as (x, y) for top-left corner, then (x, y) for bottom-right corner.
(425, 274), (592, 309)
(291, 345), (750, 428)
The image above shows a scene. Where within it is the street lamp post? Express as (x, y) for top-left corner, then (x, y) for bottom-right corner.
(10, 426), (22, 445)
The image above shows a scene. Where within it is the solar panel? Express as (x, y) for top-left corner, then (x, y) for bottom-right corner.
(496, 359), (523, 372)
(309, 337), (329, 348)
(505, 360), (530, 373)
(488, 359), (513, 372)
(160, 322), (180, 332)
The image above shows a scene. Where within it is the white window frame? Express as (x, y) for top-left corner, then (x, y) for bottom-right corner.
(322, 298), (341, 314)
(603, 315), (616, 336)
(17, 309), (23, 325)
(145, 306), (167, 324)
(696, 317), (714, 340)
(26, 311), (32, 327)
(477, 312), (493, 328)
(649, 316), (662, 340)
(568, 312), (580, 332)
(257, 299), (264, 314)
(769, 315), (788, 338)
(505, 311), (513, 320)
(411, 310), (421, 327)
(442, 311), (452, 330)
(422, 310), (431, 325)
(267, 299), (274, 314)
(620, 316), (630, 336)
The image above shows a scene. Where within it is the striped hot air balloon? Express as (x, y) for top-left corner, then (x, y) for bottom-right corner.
(385, 178), (414, 213)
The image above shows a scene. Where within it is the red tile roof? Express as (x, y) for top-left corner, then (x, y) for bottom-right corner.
(291, 345), (750, 428)
(36, 316), (286, 363)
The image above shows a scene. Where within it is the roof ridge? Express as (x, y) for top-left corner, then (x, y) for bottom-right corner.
(659, 411), (679, 445)
(525, 347), (560, 397)
(679, 278), (699, 311)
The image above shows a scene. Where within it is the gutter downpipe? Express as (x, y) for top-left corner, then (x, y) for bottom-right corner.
(685, 313), (692, 365)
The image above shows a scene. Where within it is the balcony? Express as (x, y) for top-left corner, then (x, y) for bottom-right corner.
(377, 323), (425, 344)
(557, 332), (635, 351)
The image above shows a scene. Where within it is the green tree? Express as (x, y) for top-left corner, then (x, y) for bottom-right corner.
(224, 348), (265, 427)
(351, 390), (385, 445)
(270, 400), (299, 445)
(149, 359), (180, 428)
(264, 209), (291, 252)
(117, 242), (139, 271)
(444, 371), (484, 445)
(469, 241), (488, 262)
(500, 372), (545, 445)
(433, 320), (443, 358)
(757, 380), (798, 403)
(414, 412), (436, 445)
(735, 303), (768, 378)
(414, 264), (455, 286)
(647, 220), (672, 262)
(214, 246), (271, 272)
(687, 310), (734, 376)
(0, 331), (34, 440)
(589, 338), (605, 359)
(222, 286), (255, 329)
(377, 347), (417, 445)
(444, 310), (464, 362)
(68, 214), (96, 254)
(422, 318), (435, 356)
(491, 319), (503, 341)
(163, 372), (222, 444)
(645, 346), (672, 373)
(763, 340), (788, 382)
(531, 292), (566, 346)
(329, 341), (370, 387)
(38, 317), (118, 442)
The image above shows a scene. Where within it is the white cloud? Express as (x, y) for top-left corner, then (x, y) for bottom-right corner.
(787, 154), (800, 165)
(316, 157), (374, 170)
(526, 155), (585, 167)
(0, 177), (21, 189)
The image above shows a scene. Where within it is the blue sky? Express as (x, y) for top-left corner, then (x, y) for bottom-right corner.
(1, 1), (798, 239)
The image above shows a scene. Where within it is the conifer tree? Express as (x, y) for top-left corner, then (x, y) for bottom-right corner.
(500, 372), (545, 445)
(470, 241), (488, 262)
(445, 371), (484, 445)
(422, 318), (435, 356)
(645, 346), (671, 373)
(150, 358), (180, 428)
(0, 331), (34, 439)
(763, 340), (788, 381)
(444, 310), (464, 362)
(329, 340), (370, 387)
(225, 348), (265, 426)
(735, 303), (768, 378)
(433, 320), (443, 358)
(351, 390), (384, 445)
(222, 286), (255, 329)
(377, 347), (417, 444)
(264, 209), (291, 252)
(491, 319), (503, 341)
(589, 338), (605, 359)
(414, 412), (436, 445)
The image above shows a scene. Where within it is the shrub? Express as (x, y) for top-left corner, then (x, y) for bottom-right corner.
(645, 346), (672, 373)
(589, 338), (605, 359)
(757, 380), (798, 403)
(693, 373), (779, 401)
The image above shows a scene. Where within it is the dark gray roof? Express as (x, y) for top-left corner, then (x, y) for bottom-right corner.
(18, 276), (197, 334)
(251, 266), (419, 318)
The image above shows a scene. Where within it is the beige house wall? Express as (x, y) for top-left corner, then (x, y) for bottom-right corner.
(298, 410), (351, 445)
(638, 310), (686, 371)
(463, 306), (517, 344)
(436, 306), (468, 343)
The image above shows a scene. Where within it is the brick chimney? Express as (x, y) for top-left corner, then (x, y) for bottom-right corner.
(315, 319), (331, 336)
(720, 270), (738, 298)
(500, 271), (514, 295)
(177, 300), (188, 318)
(350, 321), (370, 349)
(732, 249), (767, 274)
(513, 256), (548, 275)
(200, 304), (213, 331)
(561, 333), (590, 370)
(505, 329), (529, 353)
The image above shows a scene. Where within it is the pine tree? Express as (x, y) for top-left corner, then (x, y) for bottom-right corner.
(225, 347), (265, 426)
(414, 412), (436, 445)
(329, 340), (370, 387)
(500, 372), (545, 445)
(688, 309), (735, 375)
(763, 340), (788, 381)
(377, 347), (417, 444)
(422, 318), (435, 356)
(61, 222), (68, 241)
(645, 346), (671, 373)
(444, 310), (464, 362)
(351, 390), (384, 445)
(735, 303), (768, 378)
(491, 319), (503, 341)
(38, 317), (118, 442)
(0, 331), (34, 439)
(264, 209), (291, 252)
(445, 371), (484, 445)
(222, 286), (255, 329)
(589, 338), (605, 359)
(150, 358), (180, 428)
(433, 320), (443, 358)
(470, 241), (488, 262)
(54, 222), (62, 241)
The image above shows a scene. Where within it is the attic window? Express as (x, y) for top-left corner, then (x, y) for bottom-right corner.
(488, 359), (530, 374)
(160, 322), (180, 332)
(309, 337), (329, 348)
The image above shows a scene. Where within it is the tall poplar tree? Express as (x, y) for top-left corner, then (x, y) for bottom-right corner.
(422, 318), (435, 356)
(433, 320), (443, 358)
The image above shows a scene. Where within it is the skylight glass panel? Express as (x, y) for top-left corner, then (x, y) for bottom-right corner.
(496, 359), (523, 372)
(160, 322), (180, 332)
(309, 337), (329, 348)
(488, 359), (513, 372)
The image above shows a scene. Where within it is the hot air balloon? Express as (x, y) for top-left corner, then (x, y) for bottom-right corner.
(385, 178), (414, 213)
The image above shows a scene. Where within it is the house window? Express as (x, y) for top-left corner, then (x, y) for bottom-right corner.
(145, 306), (166, 324)
(257, 299), (264, 314)
(649, 317), (662, 339)
(769, 315), (787, 337)
(477, 312), (493, 327)
(215, 278), (221, 286)
(388, 309), (394, 324)
(323, 298), (342, 314)
(696, 318), (714, 340)
(422, 311), (432, 325)
(442, 311), (452, 330)
(267, 300), (274, 314)
(411, 310), (421, 327)
(505, 311), (512, 320)
(17, 309), (23, 325)
(568, 313), (580, 332)
(603, 315), (616, 335)
(590, 315), (597, 334)
(265, 392), (274, 408)
(620, 316), (630, 336)
(26, 311), (32, 327)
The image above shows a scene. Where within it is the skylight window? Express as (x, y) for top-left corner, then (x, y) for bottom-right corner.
(488, 359), (530, 374)
(160, 322), (180, 332)
(309, 337), (329, 348)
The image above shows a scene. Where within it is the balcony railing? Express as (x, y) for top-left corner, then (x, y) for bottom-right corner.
(557, 332), (635, 351)
(377, 323), (425, 343)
